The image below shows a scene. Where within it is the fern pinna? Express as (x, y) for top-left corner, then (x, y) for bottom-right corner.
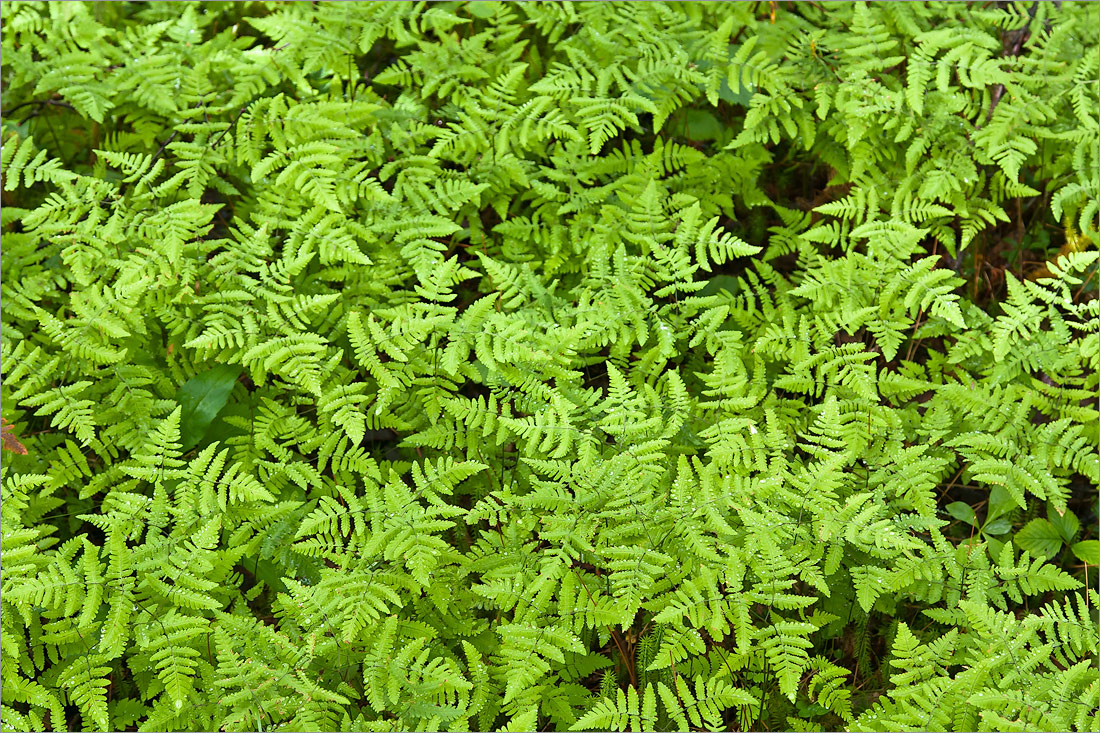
(1, 2), (1097, 732)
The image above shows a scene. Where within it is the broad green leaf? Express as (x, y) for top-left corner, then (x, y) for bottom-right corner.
(1046, 505), (1079, 544)
(685, 110), (723, 141)
(987, 485), (1016, 522)
(1014, 518), (1063, 560)
(981, 518), (1012, 536)
(200, 399), (250, 447)
(1071, 540), (1099, 566)
(719, 57), (755, 106)
(467, 1), (500, 18)
(699, 274), (742, 297)
(243, 554), (288, 593)
(175, 364), (242, 451)
(946, 502), (976, 526)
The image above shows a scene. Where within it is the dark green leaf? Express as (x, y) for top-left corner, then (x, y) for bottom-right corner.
(684, 110), (723, 141)
(1046, 505), (1079, 544)
(718, 57), (755, 106)
(248, 555), (287, 594)
(946, 501), (976, 526)
(981, 518), (1012, 536)
(986, 485), (1016, 522)
(699, 274), (742, 298)
(175, 364), (242, 452)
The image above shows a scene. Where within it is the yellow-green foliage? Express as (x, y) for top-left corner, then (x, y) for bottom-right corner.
(1, 2), (1097, 731)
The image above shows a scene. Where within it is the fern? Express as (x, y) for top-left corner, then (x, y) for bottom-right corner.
(2, 2), (1097, 732)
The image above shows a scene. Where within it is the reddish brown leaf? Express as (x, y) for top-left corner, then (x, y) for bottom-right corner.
(1, 418), (28, 455)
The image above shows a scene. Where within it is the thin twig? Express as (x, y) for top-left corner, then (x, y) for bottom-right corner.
(149, 130), (178, 166)
(210, 103), (251, 150)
